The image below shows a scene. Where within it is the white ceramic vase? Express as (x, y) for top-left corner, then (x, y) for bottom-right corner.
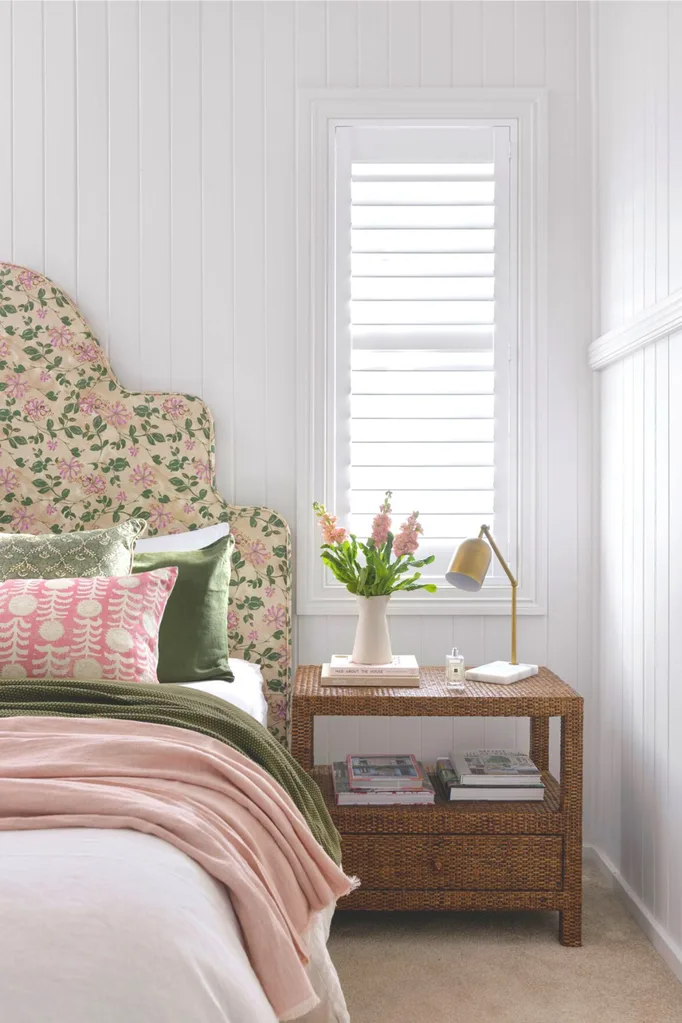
(351, 594), (392, 665)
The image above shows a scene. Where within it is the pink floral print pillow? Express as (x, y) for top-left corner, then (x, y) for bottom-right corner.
(0, 568), (177, 684)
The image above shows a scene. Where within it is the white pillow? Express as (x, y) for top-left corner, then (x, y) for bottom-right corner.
(135, 521), (230, 554)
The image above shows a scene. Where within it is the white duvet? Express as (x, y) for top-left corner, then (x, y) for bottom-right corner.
(0, 663), (349, 1023)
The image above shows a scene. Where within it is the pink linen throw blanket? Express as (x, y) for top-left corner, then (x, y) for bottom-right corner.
(0, 715), (354, 1021)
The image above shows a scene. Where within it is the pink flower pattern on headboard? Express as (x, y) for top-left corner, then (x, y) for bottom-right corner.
(0, 264), (291, 744)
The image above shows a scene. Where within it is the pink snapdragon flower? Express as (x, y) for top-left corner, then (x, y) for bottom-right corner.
(371, 490), (392, 547)
(313, 502), (347, 545)
(392, 511), (423, 559)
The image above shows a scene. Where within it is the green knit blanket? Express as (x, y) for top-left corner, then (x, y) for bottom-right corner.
(0, 678), (340, 864)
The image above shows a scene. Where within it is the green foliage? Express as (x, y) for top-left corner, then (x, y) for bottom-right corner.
(317, 532), (436, 597)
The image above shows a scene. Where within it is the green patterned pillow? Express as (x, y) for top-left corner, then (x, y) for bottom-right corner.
(0, 519), (146, 580)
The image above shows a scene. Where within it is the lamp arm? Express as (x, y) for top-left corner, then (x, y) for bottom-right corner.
(478, 525), (517, 587)
(479, 524), (518, 665)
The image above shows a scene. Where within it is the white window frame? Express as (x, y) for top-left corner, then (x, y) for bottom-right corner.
(296, 89), (548, 616)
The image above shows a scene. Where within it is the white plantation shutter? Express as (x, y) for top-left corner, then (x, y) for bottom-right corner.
(333, 125), (515, 587)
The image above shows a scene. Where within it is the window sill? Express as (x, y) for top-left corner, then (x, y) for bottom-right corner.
(296, 591), (547, 616)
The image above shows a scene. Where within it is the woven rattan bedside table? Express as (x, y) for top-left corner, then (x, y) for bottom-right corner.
(291, 665), (583, 946)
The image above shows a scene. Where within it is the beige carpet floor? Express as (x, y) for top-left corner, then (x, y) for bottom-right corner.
(328, 868), (682, 1023)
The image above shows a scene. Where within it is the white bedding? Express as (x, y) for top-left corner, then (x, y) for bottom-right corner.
(0, 828), (348, 1023)
(0, 662), (350, 1023)
(179, 656), (269, 726)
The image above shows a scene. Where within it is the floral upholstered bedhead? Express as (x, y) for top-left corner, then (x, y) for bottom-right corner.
(0, 264), (291, 743)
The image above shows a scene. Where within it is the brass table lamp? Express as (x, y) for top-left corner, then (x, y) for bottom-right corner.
(446, 524), (538, 684)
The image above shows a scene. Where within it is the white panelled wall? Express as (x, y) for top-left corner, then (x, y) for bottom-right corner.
(0, 2), (593, 808)
(593, 1), (682, 976)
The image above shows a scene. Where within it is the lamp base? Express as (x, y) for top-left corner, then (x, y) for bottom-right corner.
(464, 661), (539, 685)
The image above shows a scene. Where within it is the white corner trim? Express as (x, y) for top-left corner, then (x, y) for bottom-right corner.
(588, 289), (682, 370)
(584, 845), (682, 984)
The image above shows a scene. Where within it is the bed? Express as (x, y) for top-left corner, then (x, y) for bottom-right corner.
(0, 263), (350, 1023)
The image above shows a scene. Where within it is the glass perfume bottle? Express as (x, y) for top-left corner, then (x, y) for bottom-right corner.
(446, 647), (466, 688)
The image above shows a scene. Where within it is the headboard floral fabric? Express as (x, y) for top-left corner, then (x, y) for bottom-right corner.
(0, 264), (291, 743)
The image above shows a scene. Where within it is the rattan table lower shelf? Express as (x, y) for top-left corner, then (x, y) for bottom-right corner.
(313, 766), (570, 912)
(292, 665), (583, 946)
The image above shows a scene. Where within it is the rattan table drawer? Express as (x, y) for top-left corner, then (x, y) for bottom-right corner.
(341, 834), (563, 891)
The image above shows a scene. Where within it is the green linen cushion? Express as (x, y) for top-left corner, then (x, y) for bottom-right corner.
(0, 518), (146, 580)
(133, 534), (234, 684)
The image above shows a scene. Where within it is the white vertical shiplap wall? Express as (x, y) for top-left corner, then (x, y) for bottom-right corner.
(0, 2), (593, 805)
(595, 2), (682, 959)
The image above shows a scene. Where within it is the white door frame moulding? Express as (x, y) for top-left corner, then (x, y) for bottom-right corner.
(296, 87), (548, 617)
(584, 845), (682, 984)
(589, 289), (682, 370)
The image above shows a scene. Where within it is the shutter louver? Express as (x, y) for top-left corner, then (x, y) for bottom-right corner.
(348, 151), (497, 577)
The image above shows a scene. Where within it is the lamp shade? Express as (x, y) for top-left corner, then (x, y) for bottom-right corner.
(445, 537), (492, 592)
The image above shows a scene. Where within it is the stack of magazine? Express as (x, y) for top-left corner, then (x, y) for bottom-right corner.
(436, 749), (545, 801)
(332, 754), (435, 806)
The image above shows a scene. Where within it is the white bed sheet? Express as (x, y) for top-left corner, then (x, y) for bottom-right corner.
(0, 662), (350, 1023)
(0, 828), (277, 1023)
(0, 828), (347, 1023)
(179, 656), (268, 726)
(0, 659), (352, 1021)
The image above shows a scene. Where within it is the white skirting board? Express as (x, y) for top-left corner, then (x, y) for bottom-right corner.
(583, 845), (682, 985)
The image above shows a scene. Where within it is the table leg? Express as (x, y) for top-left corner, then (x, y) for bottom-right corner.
(560, 707), (583, 946)
(291, 708), (314, 772)
(529, 716), (550, 772)
(560, 906), (582, 947)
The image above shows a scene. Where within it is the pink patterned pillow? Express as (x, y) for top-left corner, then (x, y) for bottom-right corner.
(0, 568), (177, 683)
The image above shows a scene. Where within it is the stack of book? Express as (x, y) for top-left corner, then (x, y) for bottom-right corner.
(321, 654), (420, 687)
(436, 749), (545, 802)
(332, 754), (435, 806)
